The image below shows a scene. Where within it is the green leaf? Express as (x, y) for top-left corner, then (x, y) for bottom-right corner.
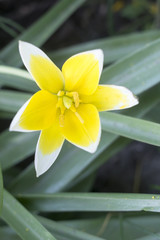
(101, 112), (160, 146)
(0, 90), (31, 113)
(0, 66), (38, 92)
(49, 30), (160, 67)
(1, 190), (57, 240)
(65, 137), (130, 191)
(17, 193), (160, 213)
(0, 111), (14, 119)
(0, 164), (3, 215)
(101, 38), (160, 94)
(0, 226), (20, 240)
(38, 216), (106, 240)
(0, 0), (86, 67)
(136, 234), (160, 240)
(0, 130), (38, 171)
(60, 214), (160, 240)
(9, 132), (117, 194)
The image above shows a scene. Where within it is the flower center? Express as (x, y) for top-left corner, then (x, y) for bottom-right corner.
(56, 90), (82, 127)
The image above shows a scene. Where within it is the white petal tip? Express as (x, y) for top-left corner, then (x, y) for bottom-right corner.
(9, 125), (14, 132)
(19, 40), (28, 50)
(131, 95), (139, 107)
(35, 158), (50, 177)
(35, 136), (64, 177)
(88, 49), (104, 76)
(110, 85), (139, 110)
(36, 171), (41, 178)
(9, 121), (20, 132)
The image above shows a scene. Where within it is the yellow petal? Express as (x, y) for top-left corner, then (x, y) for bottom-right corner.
(10, 90), (58, 132)
(62, 50), (103, 95)
(19, 41), (64, 93)
(61, 104), (101, 153)
(80, 85), (138, 111)
(35, 118), (64, 177)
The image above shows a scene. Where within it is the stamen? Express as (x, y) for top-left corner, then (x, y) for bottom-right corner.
(66, 91), (80, 108)
(73, 92), (79, 108)
(56, 90), (82, 127)
(59, 114), (64, 127)
(75, 112), (84, 124)
(63, 96), (72, 109)
(56, 96), (66, 127)
(70, 105), (76, 112)
(57, 90), (64, 97)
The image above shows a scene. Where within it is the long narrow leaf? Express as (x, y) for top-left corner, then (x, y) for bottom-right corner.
(0, 0), (86, 67)
(0, 226), (20, 240)
(65, 137), (130, 191)
(17, 193), (160, 213)
(0, 66), (37, 92)
(101, 112), (160, 146)
(9, 132), (117, 194)
(0, 90), (31, 113)
(0, 164), (3, 215)
(49, 30), (160, 67)
(38, 216), (106, 240)
(101, 38), (160, 94)
(0, 131), (38, 171)
(60, 214), (160, 239)
(1, 190), (57, 240)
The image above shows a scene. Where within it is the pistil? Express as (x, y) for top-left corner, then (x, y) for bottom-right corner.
(56, 90), (83, 127)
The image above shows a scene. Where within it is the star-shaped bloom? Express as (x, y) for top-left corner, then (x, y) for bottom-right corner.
(10, 41), (138, 177)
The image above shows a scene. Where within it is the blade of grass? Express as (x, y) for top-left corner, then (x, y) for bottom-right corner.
(101, 112), (160, 147)
(0, 16), (24, 32)
(100, 38), (160, 94)
(1, 190), (57, 240)
(0, 0), (86, 67)
(0, 90), (31, 113)
(0, 131), (38, 171)
(37, 216), (106, 240)
(0, 111), (14, 119)
(60, 214), (160, 239)
(0, 164), (3, 216)
(136, 234), (160, 240)
(0, 22), (18, 38)
(9, 132), (117, 194)
(0, 226), (20, 240)
(0, 66), (38, 92)
(49, 30), (160, 67)
(65, 137), (130, 192)
(17, 192), (160, 213)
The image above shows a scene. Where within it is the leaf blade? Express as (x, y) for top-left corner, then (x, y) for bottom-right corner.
(0, 0), (86, 67)
(101, 112), (160, 147)
(49, 30), (160, 67)
(1, 190), (57, 240)
(17, 192), (160, 213)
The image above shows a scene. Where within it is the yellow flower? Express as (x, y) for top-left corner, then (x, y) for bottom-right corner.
(10, 41), (138, 177)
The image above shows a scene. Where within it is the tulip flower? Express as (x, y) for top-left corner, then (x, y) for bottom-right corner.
(10, 41), (138, 177)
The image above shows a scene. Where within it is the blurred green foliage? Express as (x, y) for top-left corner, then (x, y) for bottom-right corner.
(0, 0), (160, 239)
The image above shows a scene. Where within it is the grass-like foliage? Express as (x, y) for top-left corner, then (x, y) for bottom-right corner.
(0, 0), (160, 239)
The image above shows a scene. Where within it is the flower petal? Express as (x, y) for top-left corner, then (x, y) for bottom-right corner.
(19, 41), (64, 93)
(62, 50), (104, 95)
(35, 119), (64, 177)
(62, 104), (101, 153)
(10, 90), (58, 132)
(80, 85), (139, 111)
